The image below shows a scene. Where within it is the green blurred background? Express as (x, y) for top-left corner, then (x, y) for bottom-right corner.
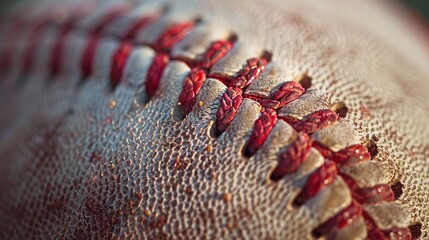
(0, 0), (428, 23)
(402, 0), (429, 21)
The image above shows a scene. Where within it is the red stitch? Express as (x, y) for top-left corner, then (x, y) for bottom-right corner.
(311, 141), (334, 158)
(341, 174), (394, 204)
(244, 108), (277, 157)
(354, 184), (394, 204)
(123, 15), (157, 41)
(363, 211), (412, 240)
(7, 11), (400, 239)
(242, 93), (264, 102)
(92, 6), (129, 34)
(81, 6), (130, 79)
(110, 42), (132, 90)
(261, 81), (305, 109)
(177, 40), (234, 115)
(270, 132), (312, 181)
(193, 40), (234, 69)
(80, 34), (101, 78)
(312, 200), (362, 237)
(49, 17), (78, 76)
(153, 22), (195, 52)
(207, 72), (232, 85)
(383, 227), (412, 240)
(215, 87), (243, 136)
(49, 5), (95, 76)
(293, 161), (337, 206)
(227, 58), (268, 88)
(290, 109), (339, 134)
(0, 22), (21, 71)
(22, 19), (52, 73)
(277, 115), (300, 125)
(331, 145), (371, 166)
(312, 142), (371, 166)
(145, 53), (169, 99)
(177, 68), (206, 115)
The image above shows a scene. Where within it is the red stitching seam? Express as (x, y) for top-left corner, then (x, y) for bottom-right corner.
(0, 6), (412, 240)
(0, 21), (21, 71)
(22, 18), (53, 73)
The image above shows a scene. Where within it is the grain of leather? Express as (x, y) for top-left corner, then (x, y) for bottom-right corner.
(0, 0), (428, 239)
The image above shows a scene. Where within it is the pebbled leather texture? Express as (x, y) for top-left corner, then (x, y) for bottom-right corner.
(0, 0), (428, 239)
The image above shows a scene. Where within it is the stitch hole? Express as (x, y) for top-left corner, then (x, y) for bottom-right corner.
(408, 222), (422, 240)
(206, 121), (217, 139)
(207, 112), (225, 139)
(295, 73), (312, 90)
(330, 102), (348, 118)
(211, 124), (223, 138)
(261, 50), (273, 63)
(269, 172), (281, 182)
(364, 139), (378, 159)
(311, 228), (325, 239)
(194, 16), (204, 25)
(227, 33), (238, 43)
(291, 196), (305, 208)
(390, 181), (403, 200)
(171, 103), (185, 121)
(282, 188), (303, 211)
(243, 146), (253, 158)
(159, 4), (171, 14)
(136, 89), (149, 105)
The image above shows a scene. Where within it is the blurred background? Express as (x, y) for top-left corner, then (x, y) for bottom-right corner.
(0, 0), (428, 25)
(402, 0), (429, 22)
(0, 0), (428, 20)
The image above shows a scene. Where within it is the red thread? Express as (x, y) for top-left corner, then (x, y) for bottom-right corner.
(123, 16), (156, 41)
(79, 6), (129, 78)
(207, 72), (231, 84)
(313, 142), (372, 166)
(0, 22), (21, 71)
(227, 58), (267, 88)
(177, 40), (234, 116)
(270, 132), (312, 180)
(92, 6), (129, 34)
(8, 11), (404, 239)
(289, 109), (339, 134)
(312, 200), (362, 237)
(177, 68), (206, 115)
(209, 56), (269, 134)
(49, 18), (77, 76)
(242, 94), (264, 102)
(341, 174), (394, 204)
(153, 22), (195, 52)
(244, 108), (277, 157)
(354, 184), (395, 204)
(110, 42), (132, 90)
(260, 81), (305, 109)
(145, 53), (169, 99)
(293, 161), (337, 206)
(363, 211), (412, 240)
(80, 34), (101, 78)
(49, 5), (93, 76)
(22, 19), (52, 73)
(215, 87), (243, 136)
(383, 227), (412, 240)
(331, 145), (372, 165)
(310, 141), (334, 158)
(193, 40), (234, 69)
